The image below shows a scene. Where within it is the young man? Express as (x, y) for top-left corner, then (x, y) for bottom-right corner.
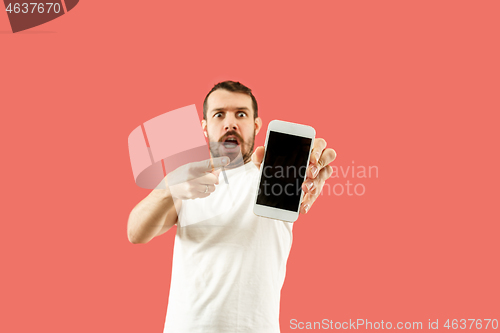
(127, 81), (336, 332)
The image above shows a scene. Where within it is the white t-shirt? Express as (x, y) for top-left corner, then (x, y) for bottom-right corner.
(163, 161), (293, 333)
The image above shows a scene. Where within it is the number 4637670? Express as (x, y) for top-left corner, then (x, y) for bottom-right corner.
(6, 3), (62, 14)
(444, 319), (498, 330)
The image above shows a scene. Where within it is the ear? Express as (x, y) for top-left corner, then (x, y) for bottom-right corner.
(201, 119), (208, 138)
(254, 117), (263, 135)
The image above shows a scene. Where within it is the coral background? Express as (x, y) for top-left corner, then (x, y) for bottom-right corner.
(1, 1), (499, 332)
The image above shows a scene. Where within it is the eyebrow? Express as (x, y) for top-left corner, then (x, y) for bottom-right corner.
(211, 107), (250, 113)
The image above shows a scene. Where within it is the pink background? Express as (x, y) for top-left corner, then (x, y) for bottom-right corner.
(1, 1), (499, 332)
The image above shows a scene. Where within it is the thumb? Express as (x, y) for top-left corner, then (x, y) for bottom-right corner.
(251, 146), (265, 169)
(211, 168), (222, 183)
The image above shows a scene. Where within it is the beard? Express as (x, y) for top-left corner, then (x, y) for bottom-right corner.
(207, 130), (255, 167)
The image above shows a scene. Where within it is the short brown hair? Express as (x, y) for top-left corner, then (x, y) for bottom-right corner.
(203, 81), (258, 120)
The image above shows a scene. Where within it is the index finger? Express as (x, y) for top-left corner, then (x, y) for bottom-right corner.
(210, 156), (230, 170)
(192, 156), (230, 173)
(310, 138), (327, 165)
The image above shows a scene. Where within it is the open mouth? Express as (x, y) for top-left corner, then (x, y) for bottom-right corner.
(222, 136), (240, 148)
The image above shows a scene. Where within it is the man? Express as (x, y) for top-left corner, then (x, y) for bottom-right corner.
(127, 81), (336, 332)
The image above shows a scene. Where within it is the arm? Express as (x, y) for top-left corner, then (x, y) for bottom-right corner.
(127, 187), (181, 244)
(127, 156), (229, 244)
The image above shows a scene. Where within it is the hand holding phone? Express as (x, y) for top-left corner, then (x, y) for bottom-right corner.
(253, 120), (315, 222)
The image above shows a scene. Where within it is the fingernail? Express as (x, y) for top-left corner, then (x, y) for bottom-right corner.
(222, 157), (228, 164)
(315, 152), (321, 162)
(311, 166), (318, 178)
(306, 181), (314, 191)
(304, 204), (310, 213)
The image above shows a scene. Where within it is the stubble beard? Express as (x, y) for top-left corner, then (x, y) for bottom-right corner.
(207, 131), (255, 168)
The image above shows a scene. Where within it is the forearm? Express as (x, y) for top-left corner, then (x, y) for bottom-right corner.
(127, 187), (179, 244)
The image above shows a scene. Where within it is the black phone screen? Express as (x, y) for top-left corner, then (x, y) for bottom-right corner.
(256, 131), (312, 211)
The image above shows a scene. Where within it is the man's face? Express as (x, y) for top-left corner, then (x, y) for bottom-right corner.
(202, 89), (262, 166)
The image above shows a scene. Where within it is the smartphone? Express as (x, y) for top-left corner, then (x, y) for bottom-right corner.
(253, 120), (315, 222)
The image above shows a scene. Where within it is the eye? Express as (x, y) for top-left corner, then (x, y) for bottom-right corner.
(214, 112), (222, 118)
(237, 112), (247, 117)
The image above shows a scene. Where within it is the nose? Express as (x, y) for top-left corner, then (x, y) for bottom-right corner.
(223, 113), (238, 132)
